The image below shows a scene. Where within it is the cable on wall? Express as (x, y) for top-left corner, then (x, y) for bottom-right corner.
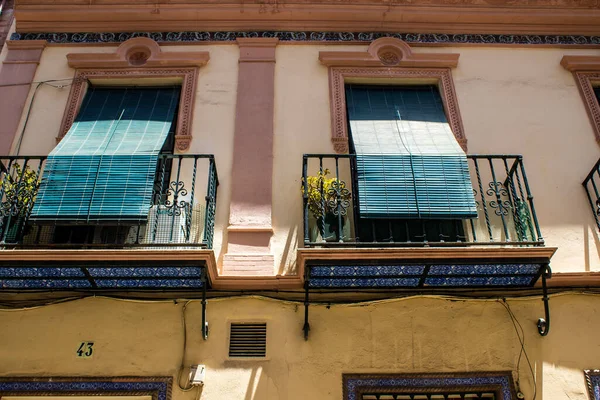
(176, 300), (198, 393)
(12, 78), (75, 156)
(500, 298), (537, 400)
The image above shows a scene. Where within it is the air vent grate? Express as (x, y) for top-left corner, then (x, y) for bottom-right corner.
(229, 323), (267, 358)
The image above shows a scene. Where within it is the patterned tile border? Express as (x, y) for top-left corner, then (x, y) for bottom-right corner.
(343, 372), (517, 400)
(9, 31), (600, 45)
(585, 370), (600, 400)
(0, 377), (172, 400)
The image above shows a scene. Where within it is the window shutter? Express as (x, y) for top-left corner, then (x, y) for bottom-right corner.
(346, 85), (477, 219)
(31, 87), (180, 221)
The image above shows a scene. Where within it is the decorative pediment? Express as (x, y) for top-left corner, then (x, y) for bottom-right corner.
(67, 37), (209, 69)
(319, 37), (459, 68)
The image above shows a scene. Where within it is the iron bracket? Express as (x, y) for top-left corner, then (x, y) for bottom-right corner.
(537, 264), (551, 336)
(201, 268), (209, 340)
(303, 279), (310, 340)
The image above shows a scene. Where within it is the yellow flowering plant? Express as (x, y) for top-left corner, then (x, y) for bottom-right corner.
(302, 168), (351, 221)
(1, 163), (40, 218)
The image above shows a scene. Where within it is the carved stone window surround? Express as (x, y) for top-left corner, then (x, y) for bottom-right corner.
(319, 37), (466, 154)
(561, 55), (600, 145)
(60, 38), (209, 152)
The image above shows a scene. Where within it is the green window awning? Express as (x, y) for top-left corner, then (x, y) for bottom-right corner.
(31, 87), (180, 221)
(346, 85), (477, 219)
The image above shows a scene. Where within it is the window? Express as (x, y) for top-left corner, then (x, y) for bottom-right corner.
(32, 86), (180, 222)
(29, 86), (181, 245)
(343, 373), (517, 400)
(345, 84), (476, 242)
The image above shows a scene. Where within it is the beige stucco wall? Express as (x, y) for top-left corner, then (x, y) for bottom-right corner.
(5, 42), (600, 274)
(0, 295), (598, 399)
(272, 44), (600, 275)
(8, 44), (238, 256)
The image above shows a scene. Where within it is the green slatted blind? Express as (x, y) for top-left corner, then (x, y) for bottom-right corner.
(346, 85), (477, 219)
(31, 87), (180, 221)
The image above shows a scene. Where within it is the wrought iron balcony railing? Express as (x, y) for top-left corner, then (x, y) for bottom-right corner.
(0, 154), (218, 249)
(583, 157), (600, 232)
(302, 154), (543, 247)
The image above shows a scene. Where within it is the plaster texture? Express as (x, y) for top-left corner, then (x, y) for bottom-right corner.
(6, 43), (600, 276)
(0, 295), (599, 399)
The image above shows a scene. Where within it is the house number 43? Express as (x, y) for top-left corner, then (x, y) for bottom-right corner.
(76, 342), (94, 358)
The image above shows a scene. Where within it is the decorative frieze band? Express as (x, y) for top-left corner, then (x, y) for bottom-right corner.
(10, 31), (600, 46)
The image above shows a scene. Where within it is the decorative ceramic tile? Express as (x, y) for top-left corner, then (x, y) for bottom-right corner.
(310, 265), (425, 277)
(9, 31), (600, 45)
(0, 378), (171, 400)
(343, 373), (515, 400)
(308, 263), (541, 288)
(424, 276), (535, 287)
(0, 266), (204, 290)
(309, 277), (420, 288)
(428, 264), (540, 276)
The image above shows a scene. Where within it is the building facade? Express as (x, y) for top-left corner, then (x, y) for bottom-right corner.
(1, 1), (600, 399)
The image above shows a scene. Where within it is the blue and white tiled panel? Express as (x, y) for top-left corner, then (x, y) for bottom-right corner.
(0, 266), (204, 289)
(308, 264), (542, 288)
(0, 379), (170, 400)
(344, 374), (515, 400)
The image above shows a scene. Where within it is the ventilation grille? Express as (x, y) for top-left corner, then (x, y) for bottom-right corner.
(229, 323), (267, 358)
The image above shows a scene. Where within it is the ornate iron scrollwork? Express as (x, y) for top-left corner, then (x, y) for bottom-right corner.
(487, 181), (511, 216)
(165, 180), (189, 216)
(326, 180), (351, 217)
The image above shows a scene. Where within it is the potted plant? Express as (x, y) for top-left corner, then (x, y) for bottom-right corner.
(302, 168), (351, 242)
(0, 163), (40, 242)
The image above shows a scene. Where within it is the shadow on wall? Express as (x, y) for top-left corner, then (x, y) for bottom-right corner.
(278, 224), (299, 276)
(584, 222), (600, 272)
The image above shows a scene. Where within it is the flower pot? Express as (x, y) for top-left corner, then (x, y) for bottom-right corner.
(309, 213), (346, 243)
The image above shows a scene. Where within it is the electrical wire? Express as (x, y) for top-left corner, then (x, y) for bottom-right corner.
(0, 78), (74, 88)
(176, 300), (196, 392)
(13, 78), (75, 156)
(499, 298), (537, 400)
(1, 288), (599, 311)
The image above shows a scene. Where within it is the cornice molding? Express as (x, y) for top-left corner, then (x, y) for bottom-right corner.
(13, 4), (600, 36)
(236, 37), (279, 62)
(320, 37), (459, 68)
(5, 39), (46, 50)
(67, 37), (209, 69)
(297, 247), (558, 267)
(544, 271), (600, 287)
(561, 55), (600, 71)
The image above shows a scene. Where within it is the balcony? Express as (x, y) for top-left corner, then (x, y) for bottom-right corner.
(300, 153), (554, 339)
(583, 157), (600, 232)
(302, 154), (544, 248)
(0, 154), (217, 309)
(0, 154), (218, 249)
